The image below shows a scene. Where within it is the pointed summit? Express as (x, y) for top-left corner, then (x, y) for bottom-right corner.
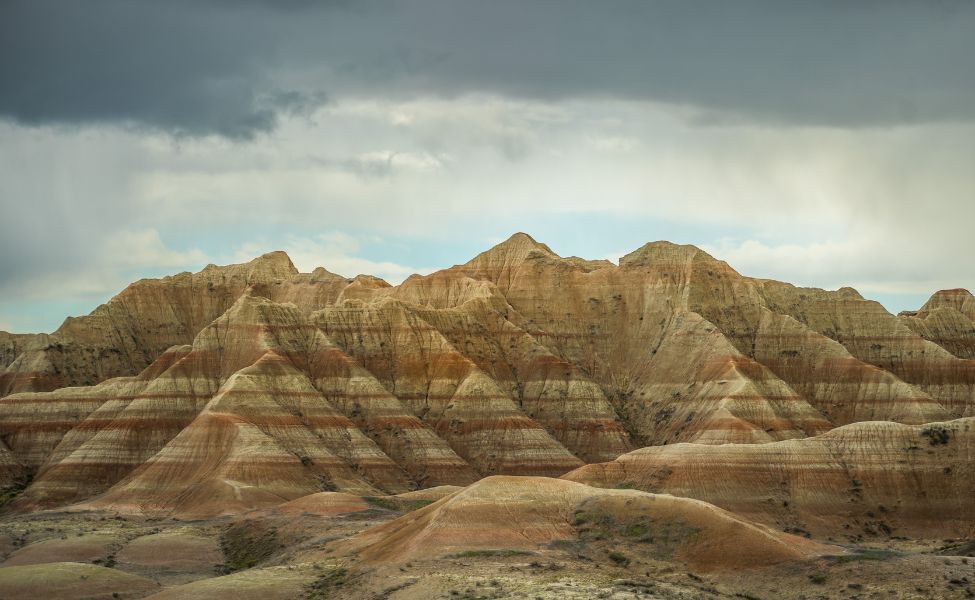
(462, 232), (557, 268)
(457, 233), (560, 287)
(496, 232), (555, 254)
(245, 250), (299, 279)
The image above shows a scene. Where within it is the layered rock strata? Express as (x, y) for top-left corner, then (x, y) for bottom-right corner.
(1, 234), (971, 516)
(565, 417), (975, 539)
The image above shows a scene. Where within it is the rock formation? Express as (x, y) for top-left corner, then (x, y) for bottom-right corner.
(565, 417), (975, 539)
(0, 234), (972, 519)
(0, 252), (348, 396)
(332, 475), (835, 571)
(900, 289), (975, 360)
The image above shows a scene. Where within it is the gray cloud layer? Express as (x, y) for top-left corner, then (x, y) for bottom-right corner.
(3, 1), (975, 138)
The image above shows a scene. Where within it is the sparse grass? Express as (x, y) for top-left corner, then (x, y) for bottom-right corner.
(808, 572), (828, 584)
(827, 549), (896, 563)
(622, 523), (650, 539)
(304, 567), (347, 599)
(362, 496), (400, 511)
(448, 549), (533, 559)
(399, 498), (436, 511)
(573, 506), (698, 558)
(0, 471), (33, 509)
(937, 540), (975, 557)
(340, 508), (389, 521)
(219, 522), (279, 573)
(91, 555), (117, 568)
(362, 496), (435, 513)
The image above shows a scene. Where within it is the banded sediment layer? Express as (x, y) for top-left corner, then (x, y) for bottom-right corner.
(0, 234), (972, 520)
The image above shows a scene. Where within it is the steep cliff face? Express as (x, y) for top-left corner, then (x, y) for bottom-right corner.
(564, 417), (975, 539)
(0, 234), (971, 517)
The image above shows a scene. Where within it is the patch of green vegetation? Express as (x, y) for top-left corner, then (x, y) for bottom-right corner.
(447, 588), (497, 600)
(936, 540), (975, 557)
(219, 522), (279, 573)
(340, 507), (389, 521)
(363, 495), (435, 513)
(622, 523), (650, 539)
(608, 551), (630, 566)
(573, 504), (698, 558)
(91, 554), (117, 568)
(399, 498), (436, 511)
(0, 471), (34, 509)
(362, 496), (401, 511)
(448, 549), (533, 559)
(783, 525), (812, 539)
(305, 567), (347, 599)
(808, 572), (828, 584)
(315, 476), (339, 492)
(921, 425), (951, 446)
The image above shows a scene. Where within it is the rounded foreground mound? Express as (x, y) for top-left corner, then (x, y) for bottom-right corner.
(143, 565), (313, 600)
(0, 561), (159, 599)
(563, 418), (975, 539)
(335, 475), (836, 571)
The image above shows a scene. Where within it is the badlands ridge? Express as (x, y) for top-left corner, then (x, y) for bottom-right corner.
(0, 233), (972, 599)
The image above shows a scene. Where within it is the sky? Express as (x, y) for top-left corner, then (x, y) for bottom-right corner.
(1, 1), (973, 333)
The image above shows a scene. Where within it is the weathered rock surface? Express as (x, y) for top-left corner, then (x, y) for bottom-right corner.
(0, 333), (44, 370)
(900, 289), (975, 360)
(6, 295), (475, 515)
(565, 417), (975, 539)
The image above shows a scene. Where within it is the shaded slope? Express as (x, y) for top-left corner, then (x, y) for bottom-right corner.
(753, 281), (975, 417)
(316, 298), (585, 476)
(416, 236), (836, 445)
(87, 355), (394, 518)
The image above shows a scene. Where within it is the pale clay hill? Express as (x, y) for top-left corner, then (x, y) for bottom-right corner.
(1, 234), (974, 600)
(0, 233), (972, 520)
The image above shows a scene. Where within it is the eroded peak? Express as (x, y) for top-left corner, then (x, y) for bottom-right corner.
(619, 240), (711, 268)
(466, 233), (558, 264)
(919, 288), (975, 319)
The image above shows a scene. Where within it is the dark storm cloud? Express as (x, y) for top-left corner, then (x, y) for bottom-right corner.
(1, 0), (974, 137)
